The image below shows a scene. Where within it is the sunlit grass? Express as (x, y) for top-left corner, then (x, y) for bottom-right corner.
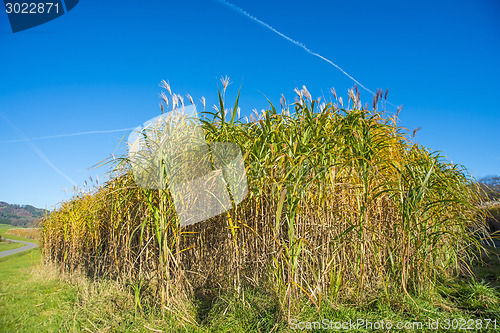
(1, 249), (498, 332)
(41, 83), (490, 322)
(0, 239), (24, 252)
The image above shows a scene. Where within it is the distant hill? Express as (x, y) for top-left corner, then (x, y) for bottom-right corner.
(0, 202), (47, 227)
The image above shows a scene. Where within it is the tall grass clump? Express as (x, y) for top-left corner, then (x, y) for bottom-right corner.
(42, 82), (487, 320)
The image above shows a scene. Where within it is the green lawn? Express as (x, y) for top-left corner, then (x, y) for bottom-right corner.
(0, 240), (24, 252)
(0, 224), (40, 244)
(0, 247), (195, 332)
(0, 223), (33, 252)
(0, 248), (82, 332)
(0, 225), (84, 331)
(0, 224), (13, 237)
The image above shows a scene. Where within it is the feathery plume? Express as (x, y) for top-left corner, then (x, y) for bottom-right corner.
(331, 87), (337, 100)
(348, 88), (355, 102)
(186, 94), (194, 105)
(397, 105), (403, 117)
(294, 87), (302, 97)
(172, 94), (178, 110)
(159, 91), (168, 103)
(178, 94), (184, 108)
(221, 75), (232, 92)
(302, 85), (311, 101)
(159, 80), (171, 95)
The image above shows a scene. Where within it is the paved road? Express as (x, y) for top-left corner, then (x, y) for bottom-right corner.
(0, 238), (39, 258)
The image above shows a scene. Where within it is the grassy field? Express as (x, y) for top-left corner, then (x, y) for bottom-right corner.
(0, 223), (26, 251)
(0, 248), (171, 332)
(0, 239), (24, 252)
(0, 246), (499, 332)
(0, 223), (498, 331)
(0, 224), (40, 244)
(0, 223), (14, 232)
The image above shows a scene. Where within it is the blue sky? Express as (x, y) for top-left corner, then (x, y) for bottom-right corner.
(0, 0), (499, 209)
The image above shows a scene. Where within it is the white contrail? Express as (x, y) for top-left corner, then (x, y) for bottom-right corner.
(216, 0), (397, 108)
(0, 114), (77, 186)
(0, 127), (136, 144)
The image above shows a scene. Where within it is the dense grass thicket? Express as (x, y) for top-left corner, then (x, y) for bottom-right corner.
(42, 84), (488, 321)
